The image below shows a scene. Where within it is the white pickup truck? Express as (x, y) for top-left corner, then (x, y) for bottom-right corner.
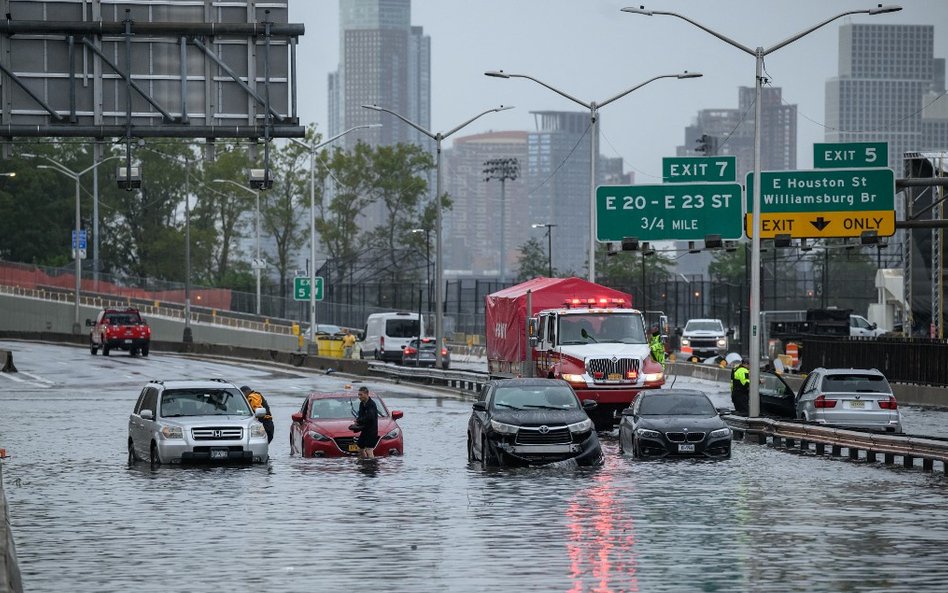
(679, 318), (729, 360)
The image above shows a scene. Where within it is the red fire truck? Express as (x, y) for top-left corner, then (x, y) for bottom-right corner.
(486, 277), (665, 427)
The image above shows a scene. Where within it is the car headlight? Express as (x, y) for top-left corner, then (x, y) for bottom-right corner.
(306, 429), (330, 441)
(644, 372), (664, 382)
(636, 428), (661, 439)
(680, 338), (690, 346)
(250, 423), (267, 438)
(382, 427), (401, 440)
(709, 427), (731, 439)
(560, 373), (587, 385)
(717, 338), (727, 347)
(489, 419), (520, 435)
(567, 418), (593, 433)
(161, 426), (183, 439)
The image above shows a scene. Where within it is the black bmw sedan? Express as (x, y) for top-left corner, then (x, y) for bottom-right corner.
(618, 389), (732, 459)
(467, 378), (603, 467)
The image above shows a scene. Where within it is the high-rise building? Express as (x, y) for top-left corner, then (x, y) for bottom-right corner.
(328, 0), (431, 151)
(826, 23), (947, 178)
(442, 131), (530, 278)
(676, 87), (797, 181)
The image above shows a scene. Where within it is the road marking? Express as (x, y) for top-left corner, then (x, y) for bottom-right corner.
(19, 371), (54, 385)
(0, 372), (27, 383)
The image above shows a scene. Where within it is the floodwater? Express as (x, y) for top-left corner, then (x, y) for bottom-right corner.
(1, 341), (948, 593)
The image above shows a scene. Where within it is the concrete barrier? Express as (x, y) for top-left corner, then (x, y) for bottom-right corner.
(0, 351), (15, 373)
(0, 477), (24, 593)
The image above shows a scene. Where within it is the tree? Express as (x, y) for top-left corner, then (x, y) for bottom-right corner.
(599, 248), (674, 308)
(708, 242), (748, 285)
(515, 237), (553, 281)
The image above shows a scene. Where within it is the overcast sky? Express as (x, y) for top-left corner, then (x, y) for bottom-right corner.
(289, 0), (948, 182)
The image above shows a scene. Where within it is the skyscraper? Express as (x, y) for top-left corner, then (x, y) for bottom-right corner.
(677, 86), (797, 180)
(328, 0), (431, 151)
(826, 23), (947, 176)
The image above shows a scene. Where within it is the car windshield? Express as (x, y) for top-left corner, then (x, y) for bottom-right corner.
(386, 318), (420, 338)
(638, 393), (716, 416)
(309, 396), (388, 420)
(685, 321), (723, 332)
(558, 313), (646, 345)
(822, 374), (891, 394)
(160, 388), (251, 417)
(492, 384), (579, 410)
(408, 338), (437, 350)
(106, 313), (142, 324)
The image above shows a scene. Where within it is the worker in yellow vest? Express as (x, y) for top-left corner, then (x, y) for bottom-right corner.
(241, 385), (274, 443)
(730, 359), (750, 416)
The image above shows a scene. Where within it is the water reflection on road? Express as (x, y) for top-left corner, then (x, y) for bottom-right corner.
(1, 343), (947, 592)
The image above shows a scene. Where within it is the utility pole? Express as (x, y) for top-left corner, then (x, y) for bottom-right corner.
(483, 157), (520, 282)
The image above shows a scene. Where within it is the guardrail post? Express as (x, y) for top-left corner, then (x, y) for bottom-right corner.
(848, 448), (859, 461)
(922, 458), (934, 472)
(902, 455), (914, 469)
(830, 445), (842, 457)
(884, 452), (895, 465)
(866, 450), (877, 463)
(815, 443), (825, 456)
(799, 439), (809, 453)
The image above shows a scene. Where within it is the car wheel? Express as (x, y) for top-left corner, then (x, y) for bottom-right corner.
(150, 442), (161, 468)
(130, 348), (138, 357)
(631, 439), (641, 460)
(481, 439), (498, 467)
(127, 440), (138, 465)
(90, 343), (98, 355)
(467, 434), (475, 462)
(141, 346), (149, 357)
(103, 345), (110, 356)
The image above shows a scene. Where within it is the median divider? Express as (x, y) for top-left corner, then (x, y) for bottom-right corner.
(0, 350), (15, 373)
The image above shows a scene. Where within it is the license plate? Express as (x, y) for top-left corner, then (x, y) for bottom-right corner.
(849, 400), (865, 409)
(124, 339), (133, 344)
(607, 373), (622, 380)
(210, 449), (228, 459)
(347, 444), (359, 452)
(678, 444), (696, 453)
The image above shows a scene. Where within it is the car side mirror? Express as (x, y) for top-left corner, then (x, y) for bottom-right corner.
(582, 399), (597, 410)
(620, 407), (635, 416)
(870, 322), (877, 330)
(675, 327), (683, 336)
(726, 328), (735, 337)
(472, 401), (487, 412)
(401, 345), (407, 350)
(85, 319), (94, 327)
(391, 410), (404, 420)
(140, 409), (154, 420)
(254, 408), (266, 419)
(291, 412), (303, 423)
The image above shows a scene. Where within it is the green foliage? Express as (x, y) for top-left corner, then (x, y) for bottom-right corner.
(708, 242), (747, 284)
(516, 237), (554, 281)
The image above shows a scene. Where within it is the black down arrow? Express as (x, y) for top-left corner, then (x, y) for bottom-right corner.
(810, 216), (830, 231)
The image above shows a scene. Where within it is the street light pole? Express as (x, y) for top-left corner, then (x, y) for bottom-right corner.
(291, 124), (380, 354)
(622, 4), (902, 417)
(362, 103), (513, 368)
(26, 153), (122, 334)
(531, 223), (556, 277)
(484, 157), (520, 282)
(410, 228), (432, 311)
(213, 178), (261, 315)
(486, 70), (701, 282)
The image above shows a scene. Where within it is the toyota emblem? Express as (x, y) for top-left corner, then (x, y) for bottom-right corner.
(538, 425), (550, 434)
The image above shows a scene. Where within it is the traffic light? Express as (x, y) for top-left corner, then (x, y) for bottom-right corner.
(695, 134), (712, 155)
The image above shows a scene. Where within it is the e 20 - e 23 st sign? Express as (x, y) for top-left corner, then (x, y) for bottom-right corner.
(596, 183), (743, 242)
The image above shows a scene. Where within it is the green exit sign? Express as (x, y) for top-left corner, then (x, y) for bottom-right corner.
(293, 276), (324, 301)
(814, 142), (887, 169)
(662, 156), (736, 182)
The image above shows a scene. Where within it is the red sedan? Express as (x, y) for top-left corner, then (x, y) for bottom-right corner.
(290, 390), (404, 457)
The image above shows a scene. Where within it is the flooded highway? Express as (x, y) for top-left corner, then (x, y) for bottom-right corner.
(2, 340), (948, 593)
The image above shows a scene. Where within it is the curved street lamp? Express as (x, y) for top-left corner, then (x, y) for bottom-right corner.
(290, 123), (381, 353)
(362, 103), (514, 368)
(485, 69), (701, 282)
(621, 4), (903, 417)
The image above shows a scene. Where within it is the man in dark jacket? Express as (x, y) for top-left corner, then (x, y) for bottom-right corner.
(354, 386), (379, 459)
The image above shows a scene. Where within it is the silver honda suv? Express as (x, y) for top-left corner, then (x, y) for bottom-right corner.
(128, 379), (270, 465)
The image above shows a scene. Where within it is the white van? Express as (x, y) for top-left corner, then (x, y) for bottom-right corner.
(363, 312), (425, 363)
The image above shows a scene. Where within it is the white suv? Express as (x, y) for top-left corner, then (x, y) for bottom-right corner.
(680, 318), (728, 360)
(128, 379), (270, 466)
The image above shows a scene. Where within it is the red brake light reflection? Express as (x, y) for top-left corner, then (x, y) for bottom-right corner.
(814, 395), (837, 408)
(878, 396), (898, 409)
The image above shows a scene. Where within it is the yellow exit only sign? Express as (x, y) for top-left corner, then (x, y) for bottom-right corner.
(744, 210), (895, 239)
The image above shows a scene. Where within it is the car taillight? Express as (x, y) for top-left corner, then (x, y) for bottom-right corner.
(380, 336), (384, 349)
(441, 348), (448, 356)
(814, 395), (837, 408)
(878, 396), (898, 409)
(404, 347), (417, 356)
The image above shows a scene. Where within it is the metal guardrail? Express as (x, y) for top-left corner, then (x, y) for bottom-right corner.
(366, 361), (488, 395)
(726, 415), (948, 474)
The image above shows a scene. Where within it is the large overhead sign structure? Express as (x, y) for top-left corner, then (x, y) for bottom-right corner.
(0, 0), (304, 140)
(745, 168), (896, 239)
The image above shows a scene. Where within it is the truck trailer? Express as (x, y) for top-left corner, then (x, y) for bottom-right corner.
(486, 277), (665, 427)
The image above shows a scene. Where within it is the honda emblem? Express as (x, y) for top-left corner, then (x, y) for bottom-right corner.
(213, 430), (223, 438)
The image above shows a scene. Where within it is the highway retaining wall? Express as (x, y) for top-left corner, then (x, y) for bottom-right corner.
(0, 477), (23, 593)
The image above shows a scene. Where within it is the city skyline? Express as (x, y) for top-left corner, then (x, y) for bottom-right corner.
(290, 0), (948, 183)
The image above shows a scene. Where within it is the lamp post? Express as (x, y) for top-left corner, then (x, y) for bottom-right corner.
(291, 124), (381, 354)
(622, 4), (902, 417)
(531, 223), (556, 277)
(24, 153), (122, 334)
(485, 69), (701, 283)
(483, 157), (520, 282)
(410, 228), (432, 311)
(362, 103), (513, 368)
(213, 178), (261, 315)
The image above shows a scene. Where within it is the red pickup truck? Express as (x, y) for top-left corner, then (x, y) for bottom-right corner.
(88, 308), (151, 357)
